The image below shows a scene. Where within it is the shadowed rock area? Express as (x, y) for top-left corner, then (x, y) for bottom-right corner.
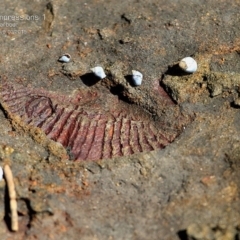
(0, 0), (240, 239)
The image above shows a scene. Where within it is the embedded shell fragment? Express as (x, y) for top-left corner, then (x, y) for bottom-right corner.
(58, 54), (71, 63)
(179, 57), (197, 73)
(132, 70), (143, 86)
(91, 66), (106, 79)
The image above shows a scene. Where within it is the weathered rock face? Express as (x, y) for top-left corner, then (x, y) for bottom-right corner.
(0, 0), (240, 240)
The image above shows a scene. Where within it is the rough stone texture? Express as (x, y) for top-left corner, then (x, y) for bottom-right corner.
(0, 0), (240, 240)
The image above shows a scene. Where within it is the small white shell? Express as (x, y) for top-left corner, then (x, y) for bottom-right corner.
(0, 166), (3, 181)
(91, 66), (106, 79)
(58, 54), (71, 63)
(132, 70), (143, 86)
(179, 57), (197, 73)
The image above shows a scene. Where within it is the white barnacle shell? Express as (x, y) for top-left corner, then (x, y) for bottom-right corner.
(132, 70), (143, 86)
(0, 166), (3, 181)
(179, 57), (197, 73)
(91, 66), (106, 79)
(58, 53), (71, 63)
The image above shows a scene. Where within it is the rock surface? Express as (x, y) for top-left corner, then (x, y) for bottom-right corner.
(0, 0), (240, 239)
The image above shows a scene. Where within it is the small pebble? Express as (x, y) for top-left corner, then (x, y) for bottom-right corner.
(91, 66), (106, 79)
(58, 54), (71, 63)
(0, 166), (3, 181)
(179, 57), (197, 73)
(132, 70), (143, 86)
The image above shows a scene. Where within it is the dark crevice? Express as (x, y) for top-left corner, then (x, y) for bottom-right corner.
(235, 233), (240, 240)
(4, 185), (11, 231)
(20, 198), (37, 229)
(165, 64), (192, 76)
(97, 29), (104, 40)
(109, 84), (132, 103)
(0, 103), (9, 118)
(124, 74), (137, 87)
(46, 2), (54, 16)
(230, 101), (240, 109)
(80, 73), (101, 86)
(177, 229), (192, 240)
(0, 103), (16, 132)
(121, 14), (131, 24)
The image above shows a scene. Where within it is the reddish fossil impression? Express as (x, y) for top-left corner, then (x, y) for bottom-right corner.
(0, 83), (176, 161)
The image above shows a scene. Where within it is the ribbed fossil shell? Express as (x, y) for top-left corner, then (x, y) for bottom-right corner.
(0, 83), (173, 161)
